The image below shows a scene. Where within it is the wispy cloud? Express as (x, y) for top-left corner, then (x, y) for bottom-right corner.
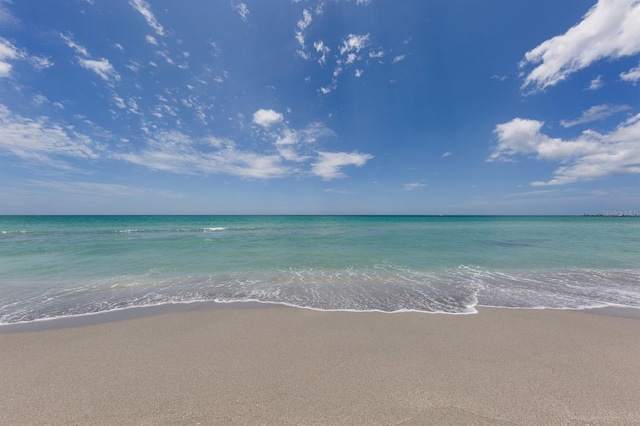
(620, 62), (640, 84)
(79, 58), (120, 81)
(520, 0), (640, 92)
(442, 151), (452, 158)
(234, 2), (250, 22)
(403, 183), (425, 191)
(0, 105), (99, 168)
(129, 0), (165, 36)
(392, 54), (406, 64)
(339, 34), (370, 55)
(0, 37), (22, 77)
(588, 75), (603, 90)
(115, 131), (290, 179)
(311, 151), (373, 180)
(489, 114), (640, 186)
(0, 37), (52, 77)
(60, 33), (89, 57)
(560, 104), (630, 128)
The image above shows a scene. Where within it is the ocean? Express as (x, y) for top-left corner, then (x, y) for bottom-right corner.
(1, 215), (639, 324)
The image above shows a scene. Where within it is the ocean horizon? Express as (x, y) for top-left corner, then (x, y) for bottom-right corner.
(1, 215), (639, 325)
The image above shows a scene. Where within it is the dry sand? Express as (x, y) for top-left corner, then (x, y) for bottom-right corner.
(1, 306), (640, 425)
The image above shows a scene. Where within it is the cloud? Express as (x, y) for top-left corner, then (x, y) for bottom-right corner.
(403, 183), (425, 191)
(354, 69), (363, 77)
(129, 0), (165, 36)
(0, 105), (99, 167)
(79, 58), (120, 81)
(311, 151), (373, 180)
(0, 37), (22, 77)
(560, 104), (630, 127)
(297, 9), (312, 31)
(313, 40), (330, 64)
(392, 54), (406, 63)
(234, 2), (249, 22)
(339, 34), (370, 55)
(620, 62), (640, 83)
(442, 152), (452, 157)
(253, 109), (284, 128)
(520, 0), (640, 92)
(115, 131), (290, 179)
(588, 75), (603, 90)
(145, 35), (158, 45)
(489, 114), (640, 185)
(60, 33), (89, 57)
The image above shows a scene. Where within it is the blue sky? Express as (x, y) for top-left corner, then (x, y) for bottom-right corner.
(0, 0), (639, 214)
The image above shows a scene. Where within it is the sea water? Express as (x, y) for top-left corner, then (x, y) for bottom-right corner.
(1, 215), (639, 324)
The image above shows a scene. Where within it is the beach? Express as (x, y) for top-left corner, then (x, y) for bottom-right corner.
(2, 305), (639, 425)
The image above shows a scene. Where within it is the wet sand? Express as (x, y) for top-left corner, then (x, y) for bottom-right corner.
(1, 306), (639, 425)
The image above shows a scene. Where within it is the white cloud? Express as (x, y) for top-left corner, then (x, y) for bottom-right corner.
(115, 131), (290, 179)
(489, 114), (640, 185)
(355, 69), (363, 77)
(31, 57), (53, 72)
(253, 109), (284, 128)
(369, 50), (384, 58)
(60, 33), (89, 57)
(588, 75), (603, 90)
(520, 0), (640, 92)
(356, 0), (372, 4)
(0, 38), (22, 77)
(442, 151), (452, 157)
(297, 9), (312, 31)
(403, 183), (425, 191)
(311, 151), (373, 180)
(235, 2), (249, 22)
(145, 35), (158, 45)
(620, 62), (640, 83)
(314, 40), (330, 64)
(129, 0), (165, 36)
(392, 54), (406, 63)
(339, 34), (370, 55)
(346, 53), (357, 64)
(0, 105), (99, 167)
(79, 58), (120, 81)
(560, 104), (630, 127)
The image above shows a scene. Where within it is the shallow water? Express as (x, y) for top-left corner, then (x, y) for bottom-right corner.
(1, 215), (639, 324)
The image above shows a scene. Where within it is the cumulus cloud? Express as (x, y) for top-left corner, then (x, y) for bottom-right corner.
(489, 114), (640, 185)
(560, 104), (630, 127)
(145, 35), (158, 45)
(253, 109), (284, 128)
(620, 62), (640, 83)
(311, 151), (373, 180)
(79, 58), (120, 81)
(0, 105), (99, 167)
(520, 0), (640, 92)
(392, 54), (406, 63)
(129, 0), (165, 36)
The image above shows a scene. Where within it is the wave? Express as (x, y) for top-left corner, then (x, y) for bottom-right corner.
(1, 265), (640, 325)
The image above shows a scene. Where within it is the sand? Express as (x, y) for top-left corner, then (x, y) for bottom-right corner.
(1, 305), (640, 425)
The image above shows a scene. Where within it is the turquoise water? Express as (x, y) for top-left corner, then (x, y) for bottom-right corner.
(1, 215), (639, 324)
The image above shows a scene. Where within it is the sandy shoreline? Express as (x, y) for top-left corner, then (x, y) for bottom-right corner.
(2, 306), (639, 425)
